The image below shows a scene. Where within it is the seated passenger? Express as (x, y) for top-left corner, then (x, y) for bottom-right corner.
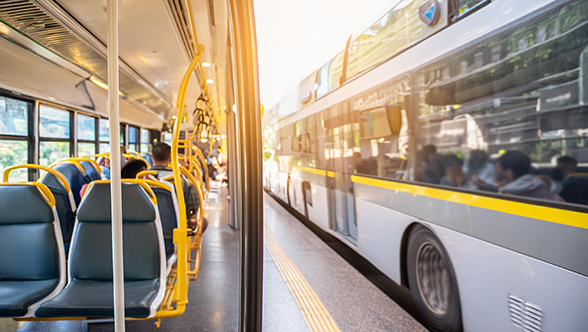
(353, 152), (377, 176)
(121, 159), (149, 179)
(463, 150), (494, 190)
(440, 155), (465, 187)
(489, 151), (550, 199)
(97, 156), (110, 180)
(547, 167), (565, 194)
(152, 142), (207, 232)
(560, 176), (588, 206)
(537, 175), (565, 202)
(557, 156), (578, 177)
(79, 159), (149, 198)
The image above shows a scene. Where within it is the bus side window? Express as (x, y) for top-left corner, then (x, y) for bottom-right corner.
(416, 0), (588, 206)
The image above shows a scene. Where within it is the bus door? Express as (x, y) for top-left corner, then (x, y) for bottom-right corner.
(326, 105), (357, 241)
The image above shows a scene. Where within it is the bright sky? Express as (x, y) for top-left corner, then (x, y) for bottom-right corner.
(254, 0), (396, 108)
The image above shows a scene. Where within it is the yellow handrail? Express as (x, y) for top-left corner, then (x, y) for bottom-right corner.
(190, 156), (204, 190)
(0, 182), (56, 208)
(82, 152), (151, 169)
(89, 179), (158, 206)
(56, 158), (100, 173)
(50, 160), (86, 174)
(192, 146), (209, 191)
(178, 166), (204, 280)
(3, 164), (71, 193)
(170, 42), (201, 310)
(136, 170), (158, 179)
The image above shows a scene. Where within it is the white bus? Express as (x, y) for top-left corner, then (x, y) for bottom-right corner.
(264, 0), (588, 331)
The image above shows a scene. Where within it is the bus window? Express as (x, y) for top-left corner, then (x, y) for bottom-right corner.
(77, 114), (96, 156)
(316, 50), (345, 99)
(416, 0), (588, 206)
(39, 105), (70, 166)
(350, 77), (410, 180)
(99, 118), (110, 153)
(0, 96), (28, 136)
(346, 0), (424, 79)
(140, 128), (150, 152)
(0, 96), (30, 181)
(128, 125), (138, 152)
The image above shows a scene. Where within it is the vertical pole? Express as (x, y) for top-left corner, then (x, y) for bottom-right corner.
(229, 1), (263, 331)
(226, 107), (239, 229)
(107, 0), (126, 330)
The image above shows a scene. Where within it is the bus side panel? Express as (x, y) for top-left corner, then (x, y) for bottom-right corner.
(354, 197), (414, 284)
(289, 170), (304, 213)
(429, 223), (588, 332)
(307, 182), (330, 232)
(277, 171), (289, 202)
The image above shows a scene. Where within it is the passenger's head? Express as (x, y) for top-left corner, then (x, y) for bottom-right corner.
(556, 156), (577, 176)
(442, 155), (464, 185)
(152, 143), (172, 166)
(121, 159), (148, 179)
(495, 151), (531, 186)
(422, 144), (437, 164)
(466, 150), (489, 173)
(442, 155), (463, 171)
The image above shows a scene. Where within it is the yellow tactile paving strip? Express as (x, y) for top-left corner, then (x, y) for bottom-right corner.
(264, 224), (342, 332)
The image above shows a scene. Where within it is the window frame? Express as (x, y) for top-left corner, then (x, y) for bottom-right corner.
(76, 113), (98, 157)
(38, 103), (73, 167)
(0, 90), (36, 181)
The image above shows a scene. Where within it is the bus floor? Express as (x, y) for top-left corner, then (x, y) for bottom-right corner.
(13, 181), (425, 332)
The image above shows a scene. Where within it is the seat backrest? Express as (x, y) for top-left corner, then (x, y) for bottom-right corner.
(79, 160), (101, 181)
(151, 181), (180, 256)
(141, 153), (154, 168)
(69, 182), (164, 281)
(561, 176), (588, 206)
(0, 184), (65, 281)
(39, 173), (76, 243)
(51, 163), (89, 206)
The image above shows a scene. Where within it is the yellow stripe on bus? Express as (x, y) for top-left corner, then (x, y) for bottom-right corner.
(292, 166), (335, 178)
(292, 165), (326, 176)
(350, 175), (588, 230)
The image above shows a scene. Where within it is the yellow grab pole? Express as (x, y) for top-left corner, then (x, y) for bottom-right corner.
(171, 54), (200, 305)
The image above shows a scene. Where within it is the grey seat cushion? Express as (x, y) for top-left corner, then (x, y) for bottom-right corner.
(0, 279), (60, 317)
(34, 279), (160, 318)
(0, 185), (64, 318)
(34, 183), (165, 318)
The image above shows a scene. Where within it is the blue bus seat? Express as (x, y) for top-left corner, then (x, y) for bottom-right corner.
(0, 184), (66, 317)
(39, 171), (77, 244)
(50, 163), (90, 206)
(141, 153), (154, 167)
(35, 182), (166, 318)
(149, 180), (180, 274)
(560, 175), (588, 206)
(78, 160), (101, 181)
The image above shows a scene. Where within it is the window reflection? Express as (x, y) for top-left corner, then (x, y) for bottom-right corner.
(40, 105), (69, 139)
(416, 1), (588, 205)
(0, 96), (28, 136)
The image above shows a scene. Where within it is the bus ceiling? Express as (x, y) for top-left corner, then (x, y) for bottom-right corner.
(0, 0), (231, 133)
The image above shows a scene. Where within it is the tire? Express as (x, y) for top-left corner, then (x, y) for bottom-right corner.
(407, 225), (463, 332)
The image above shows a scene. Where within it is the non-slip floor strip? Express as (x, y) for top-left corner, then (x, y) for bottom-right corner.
(264, 224), (341, 332)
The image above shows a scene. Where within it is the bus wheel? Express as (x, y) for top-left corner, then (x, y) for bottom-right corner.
(407, 226), (462, 332)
